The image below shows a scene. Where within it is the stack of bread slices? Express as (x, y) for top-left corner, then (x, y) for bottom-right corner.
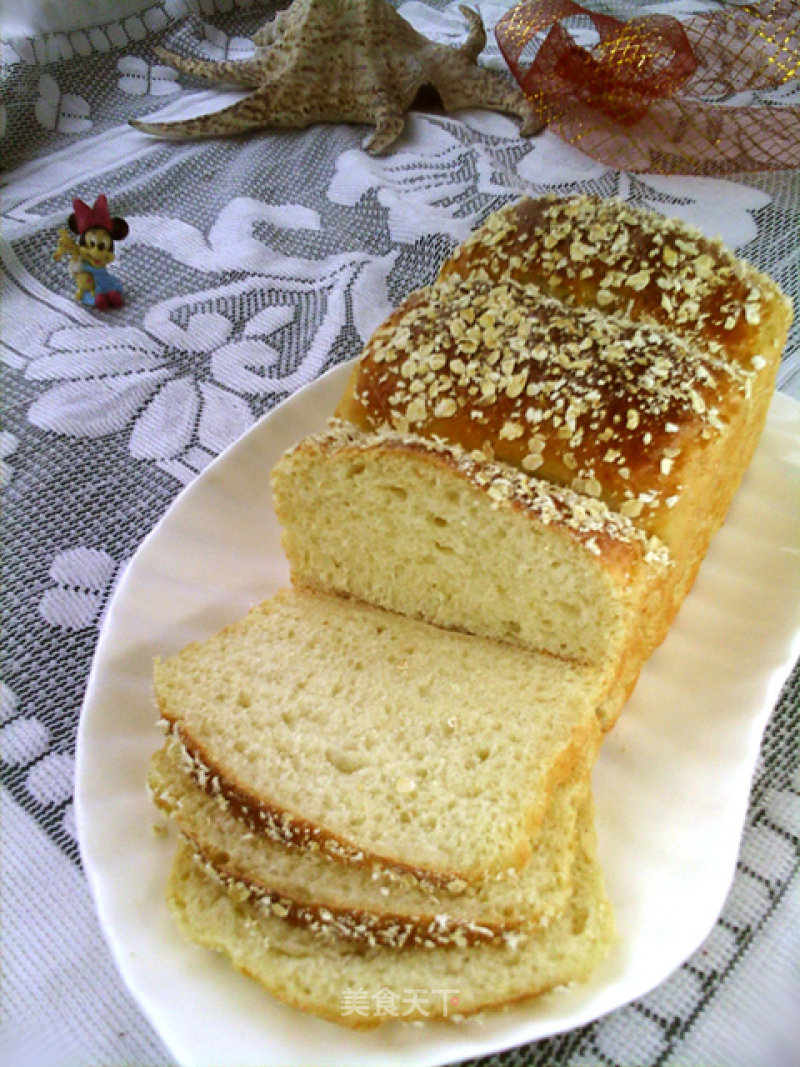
(149, 194), (791, 1029)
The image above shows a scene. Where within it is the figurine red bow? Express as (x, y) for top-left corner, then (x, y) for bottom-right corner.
(71, 195), (116, 237)
(53, 194), (129, 309)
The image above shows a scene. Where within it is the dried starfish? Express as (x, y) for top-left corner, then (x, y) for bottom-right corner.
(131, 0), (540, 154)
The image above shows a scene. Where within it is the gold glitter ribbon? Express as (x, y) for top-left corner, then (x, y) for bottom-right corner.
(496, 0), (800, 173)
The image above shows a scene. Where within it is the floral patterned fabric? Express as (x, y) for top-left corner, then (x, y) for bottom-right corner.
(1, 2), (798, 1065)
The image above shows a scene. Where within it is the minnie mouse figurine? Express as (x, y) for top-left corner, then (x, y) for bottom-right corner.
(54, 195), (129, 309)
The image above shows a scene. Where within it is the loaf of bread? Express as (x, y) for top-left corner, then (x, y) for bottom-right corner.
(149, 740), (593, 948)
(151, 195), (790, 1028)
(154, 586), (607, 886)
(166, 804), (614, 1030)
(336, 195), (791, 630)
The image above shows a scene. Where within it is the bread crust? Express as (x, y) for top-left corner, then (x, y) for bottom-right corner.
(439, 194), (792, 369)
(182, 830), (551, 950)
(336, 272), (776, 543)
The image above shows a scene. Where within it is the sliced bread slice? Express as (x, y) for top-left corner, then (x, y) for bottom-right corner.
(166, 798), (614, 1030)
(154, 586), (606, 885)
(149, 740), (592, 948)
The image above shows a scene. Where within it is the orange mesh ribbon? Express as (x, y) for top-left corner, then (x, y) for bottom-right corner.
(496, 0), (800, 173)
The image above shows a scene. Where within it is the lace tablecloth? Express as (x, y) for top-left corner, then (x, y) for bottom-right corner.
(2, 2), (799, 1065)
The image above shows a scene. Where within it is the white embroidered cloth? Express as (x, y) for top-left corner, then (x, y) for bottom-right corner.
(2, 2), (798, 1065)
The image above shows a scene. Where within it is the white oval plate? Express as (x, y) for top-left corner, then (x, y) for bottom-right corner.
(76, 365), (800, 1067)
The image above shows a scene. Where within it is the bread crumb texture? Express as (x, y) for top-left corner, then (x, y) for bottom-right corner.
(155, 588), (604, 884)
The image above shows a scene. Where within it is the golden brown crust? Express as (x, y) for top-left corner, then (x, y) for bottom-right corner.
(336, 274), (755, 540)
(337, 195), (790, 547)
(185, 831), (535, 951)
(439, 194), (791, 368)
(334, 195), (791, 716)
